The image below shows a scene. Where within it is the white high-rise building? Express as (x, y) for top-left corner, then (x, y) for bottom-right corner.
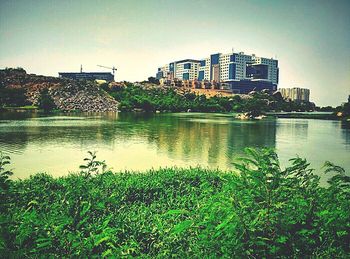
(156, 59), (200, 81)
(156, 51), (279, 85)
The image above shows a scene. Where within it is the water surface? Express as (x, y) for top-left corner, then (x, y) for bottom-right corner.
(0, 111), (349, 182)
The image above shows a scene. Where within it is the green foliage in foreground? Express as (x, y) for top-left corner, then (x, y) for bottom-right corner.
(0, 149), (349, 257)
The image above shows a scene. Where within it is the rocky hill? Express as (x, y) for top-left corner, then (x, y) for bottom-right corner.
(0, 68), (118, 112)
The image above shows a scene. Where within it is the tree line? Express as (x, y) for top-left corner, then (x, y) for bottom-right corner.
(103, 83), (316, 115)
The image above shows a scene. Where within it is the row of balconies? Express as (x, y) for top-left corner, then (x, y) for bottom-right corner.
(159, 78), (232, 90)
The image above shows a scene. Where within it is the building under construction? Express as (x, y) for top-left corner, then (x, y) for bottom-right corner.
(58, 72), (114, 82)
(59, 65), (114, 82)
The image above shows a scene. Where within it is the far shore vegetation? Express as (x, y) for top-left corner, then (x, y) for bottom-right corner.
(1, 149), (349, 257)
(1, 68), (349, 120)
(102, 80), (316, 115)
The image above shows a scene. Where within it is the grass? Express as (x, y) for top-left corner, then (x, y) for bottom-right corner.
(2, 105), (38, 110)
(0, 149), (349, 257)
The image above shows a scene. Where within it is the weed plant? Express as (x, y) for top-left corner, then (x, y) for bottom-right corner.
(0, 149), (349, 257)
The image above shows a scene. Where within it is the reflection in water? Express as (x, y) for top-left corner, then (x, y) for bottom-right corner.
(149, 115), (276, 169)
(275, 119), (350, 184)
(340, 120), (350, 151)
(0, 111), (349, 179)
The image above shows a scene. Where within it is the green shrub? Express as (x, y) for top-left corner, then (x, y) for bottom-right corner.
(1, 149), (349, 257)
(37, 89), (56, 112)
(0, 88), (30, 107)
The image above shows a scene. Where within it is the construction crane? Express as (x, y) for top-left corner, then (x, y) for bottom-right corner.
(97, 65), (117, 77)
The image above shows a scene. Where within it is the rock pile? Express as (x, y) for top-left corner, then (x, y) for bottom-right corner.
(51, 81), (118, 112)
(0, 68), (119, 112)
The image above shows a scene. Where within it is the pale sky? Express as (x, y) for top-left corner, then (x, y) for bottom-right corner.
(0, 0), (349, 106)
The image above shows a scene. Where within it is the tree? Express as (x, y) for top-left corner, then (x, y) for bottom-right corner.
(0, 88), (29, 107)
(148, 77), (160, 85)
(38, 89), (56, 112)
(342, 95), (350, 116)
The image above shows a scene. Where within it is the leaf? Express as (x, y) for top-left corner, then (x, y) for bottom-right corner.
(76, 217), (89, 229)
(164, 209), (188, 216)
(27, 200), (38, 206)
(96, 236), (110, 246)
(323, 161), (345, 175)
(276, 236), (288, 244)
(318, 210), (329, 216)
(275, 202), (285, 209)
(215, 215), (234, 231)
(172, 220), (192, 235)
(102, 249), (113, 257)
(80, 202), (91, 217)
(102, 216), (111, 229)
(36, 240), (51, 248)
(336, 231), (347, 237)
(71, 241), (81, 249)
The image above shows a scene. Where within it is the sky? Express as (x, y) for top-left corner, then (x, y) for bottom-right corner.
(0, 0), (349, 106)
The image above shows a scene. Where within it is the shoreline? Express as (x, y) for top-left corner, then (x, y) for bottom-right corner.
(1, 107), (347, 121)
(266, 111), (338, 120)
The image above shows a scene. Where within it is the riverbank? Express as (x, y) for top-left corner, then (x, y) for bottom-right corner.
(106, 83), (316, 114)
(1, 105), (38, 111)
(267, 111), (337, 120)
(1, 107), (346, 123)
(1, 149), (349, 257)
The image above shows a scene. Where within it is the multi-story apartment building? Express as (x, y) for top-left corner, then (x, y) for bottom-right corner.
(279, 88), (310, 102)
(157, 59), (200, 81)
(156, 51), (279, 93)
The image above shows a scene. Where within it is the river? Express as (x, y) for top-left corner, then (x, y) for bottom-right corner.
(0, 111), (349, 182)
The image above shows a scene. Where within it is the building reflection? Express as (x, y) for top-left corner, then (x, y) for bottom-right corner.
(340, 120), (350, 151)
(0, 112), (277, 170)
(147, 116), (277, 169)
